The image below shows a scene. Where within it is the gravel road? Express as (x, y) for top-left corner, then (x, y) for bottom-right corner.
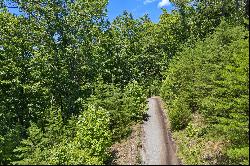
(141, 97), (179, 165)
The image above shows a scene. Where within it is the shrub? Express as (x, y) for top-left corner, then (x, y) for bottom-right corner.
(161, 21), (249, 164)
(168, 98), (192, 130)
(85, 79), (147, 141)
(13, 106), (112, 165)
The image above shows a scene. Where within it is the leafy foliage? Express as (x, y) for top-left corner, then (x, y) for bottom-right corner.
(0, 0), (148, 164)
(0, 0), (249, 165)
(161, 21), (249, 164)
(13, 106), (112, 165)
(86, 79), (147, 141)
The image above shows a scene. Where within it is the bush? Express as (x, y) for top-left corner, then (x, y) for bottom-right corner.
(161, 21), (249, 164)
(168, 98), (192, 130)
(122, 81), (147, 121)
(13, 106), (112, 165)
(86, 80), (147, 141)
(0, 124), (24, 165)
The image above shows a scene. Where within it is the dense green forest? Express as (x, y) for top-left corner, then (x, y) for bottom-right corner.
(0, 0), (249, 165)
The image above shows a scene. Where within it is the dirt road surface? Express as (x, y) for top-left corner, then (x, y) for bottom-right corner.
(141, 97), (179, 165)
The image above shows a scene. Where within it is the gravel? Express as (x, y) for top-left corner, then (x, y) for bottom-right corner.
(141, 97), (179, 165)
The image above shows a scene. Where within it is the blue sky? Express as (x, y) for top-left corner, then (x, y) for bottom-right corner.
(6, 0), (174, 23)
(107, 0), (174, 22)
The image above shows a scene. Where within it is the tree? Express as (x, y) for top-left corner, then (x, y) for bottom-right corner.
(161, 21), (249, 164)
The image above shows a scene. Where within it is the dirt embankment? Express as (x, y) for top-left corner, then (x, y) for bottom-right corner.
(109, 124), (142, 165)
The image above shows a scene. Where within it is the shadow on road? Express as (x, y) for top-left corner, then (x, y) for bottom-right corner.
(142, 113), (150, 121)
(105, 149), (119, 165)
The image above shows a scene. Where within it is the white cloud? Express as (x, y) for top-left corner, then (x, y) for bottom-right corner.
(158, 0), (170, 8)
(143, 0), (156, 5)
